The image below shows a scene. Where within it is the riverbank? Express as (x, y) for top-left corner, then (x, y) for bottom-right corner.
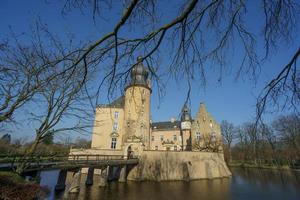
(228, 161), (300, 171)
(0, 171), (49, 200)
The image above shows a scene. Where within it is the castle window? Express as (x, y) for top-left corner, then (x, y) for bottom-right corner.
(111, 138), (117, 149)
(151, 135), (154, 141)
(160, 135), (164, 141)
(211, 132), (216, 142)
(114, 111), (119, 119)
(113, 122), (118, 131)
(155, 146), (158, 150)
(173, 135), (177, 141)
(196, 132), (201, 141)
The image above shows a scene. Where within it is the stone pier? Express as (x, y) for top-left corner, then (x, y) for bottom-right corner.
(55, 170), (68, 191)
(68, 170), (82, 193)
(98, 166), (108, 187)
(118, 165), (127, 182)
(85, 167), (94, 186)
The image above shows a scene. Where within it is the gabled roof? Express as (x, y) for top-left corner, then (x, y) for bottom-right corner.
(151, 121), (180, 130)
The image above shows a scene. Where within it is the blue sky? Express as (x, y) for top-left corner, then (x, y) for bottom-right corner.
(0, 0), (299, 141)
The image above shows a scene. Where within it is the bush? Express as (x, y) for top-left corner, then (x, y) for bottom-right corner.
(0, 172), (50, 200)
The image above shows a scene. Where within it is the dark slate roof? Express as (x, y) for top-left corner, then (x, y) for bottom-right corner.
(98, 96), (125, 108)
(151, 121), (180, 130)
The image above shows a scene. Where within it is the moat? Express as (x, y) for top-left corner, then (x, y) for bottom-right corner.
(40, 167), (300, 200)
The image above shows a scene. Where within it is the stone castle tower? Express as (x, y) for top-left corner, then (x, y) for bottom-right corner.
(124, 56), (151, 149)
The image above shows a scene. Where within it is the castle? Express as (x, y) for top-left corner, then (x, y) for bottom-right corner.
(91, 57), (222, 154)
(71, 56), (230, 181)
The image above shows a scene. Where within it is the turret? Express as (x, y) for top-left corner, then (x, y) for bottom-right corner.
(180, 103), (192, 130)
(130, 56), (149, 87)
(180, 103), (192, 151)
(124, 57), (151, 149)
(181, 103), (192, 123)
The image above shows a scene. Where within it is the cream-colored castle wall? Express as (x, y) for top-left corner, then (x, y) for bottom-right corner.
(191, 103), (222, 149)
(91, 107), (124, 149)
(127, 151), (231, 181)
(150, 129), (181, 150)
(124, 86), (151, 148)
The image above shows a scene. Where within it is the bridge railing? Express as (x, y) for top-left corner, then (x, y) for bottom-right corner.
(0, 154), (138, 164)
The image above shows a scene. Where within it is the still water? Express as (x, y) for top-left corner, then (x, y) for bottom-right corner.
(40, 168), (300, 200)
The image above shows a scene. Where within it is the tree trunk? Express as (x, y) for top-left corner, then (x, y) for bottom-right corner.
(16, 138), (40, 174)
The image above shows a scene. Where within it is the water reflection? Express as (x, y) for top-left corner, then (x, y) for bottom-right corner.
(230, 168), (300, 200)
(63, 177), (231, 200)
(40, 168), (300, 200)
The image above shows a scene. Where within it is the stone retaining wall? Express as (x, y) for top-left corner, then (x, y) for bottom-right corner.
(127, 151), (231, 181)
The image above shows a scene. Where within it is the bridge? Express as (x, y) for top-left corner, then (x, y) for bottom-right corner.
(0, 154), (139, 192)
(0, 154), (138, 172)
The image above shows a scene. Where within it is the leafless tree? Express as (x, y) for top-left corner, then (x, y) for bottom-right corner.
(16, 59), (93, 173)
(273, 114), (300, 154)
(193, 132), (222, 152)
(57, 0), (299, 116)
(260, 123), (278, 163)
(243, 122), (260, 164)
(221, 120), (235, 162)
(0, 39), (47, 124)
(1, 0), (299, 169)
(228, 114), (299, 167)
